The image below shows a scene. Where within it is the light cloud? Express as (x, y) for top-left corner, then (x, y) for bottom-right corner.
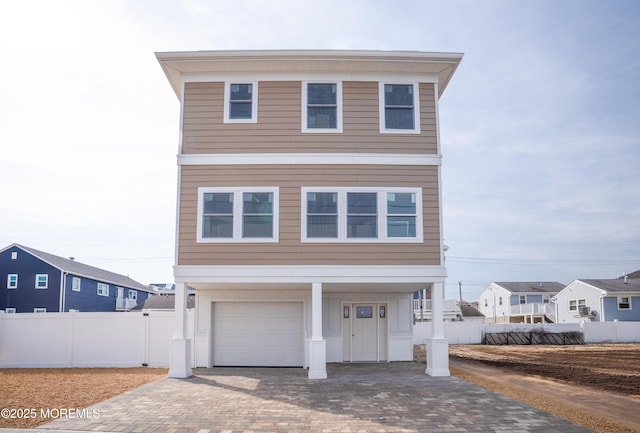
(0, 0), (638, 298)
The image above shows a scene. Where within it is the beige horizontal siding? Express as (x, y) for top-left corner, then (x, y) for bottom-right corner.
(177, 165), (442, 266)
(181, 81), (438, 154)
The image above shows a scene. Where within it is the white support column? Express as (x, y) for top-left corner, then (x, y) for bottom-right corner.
(169, 282), (192, 378)
(426, 282), (450, 376)
(308, 282), (327, 379)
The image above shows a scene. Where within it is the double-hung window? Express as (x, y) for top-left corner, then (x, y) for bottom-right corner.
(302, 187), (422, 242)
(224, 82), (257, 123)
(198, 187), (279, 242)
(7, 274), (17, 289)
(379, 83), (420, 133)
(128, 290), (138, 301)
(519, 295), (526, 304)
(97, 282), (109, 297)
(302, 82), (342, 132)
(35, 274), (48, 289)
(569, 298), (586, 312)
(72, 277), (81, 292)
(618, 296), (631, 310)
(347, 192), (378, 238)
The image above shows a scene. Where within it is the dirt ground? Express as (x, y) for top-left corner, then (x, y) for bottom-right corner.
(0, 367), (167, 428)
(417, 344), (640, 433)
(2, 345), (639, 432)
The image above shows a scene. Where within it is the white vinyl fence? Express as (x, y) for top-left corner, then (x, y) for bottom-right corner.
(0, 310), (194, 368)
(413, 321), (640, 345)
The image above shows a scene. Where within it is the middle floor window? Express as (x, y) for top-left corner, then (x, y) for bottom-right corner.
(301, 187), (423, 242)
(197, 187), (279, 242)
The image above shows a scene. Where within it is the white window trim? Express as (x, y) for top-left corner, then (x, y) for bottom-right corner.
(11, 251), (17, 259)
(197, 186), (280, 243)
(379, 82), (421, 134)
(128, 290), (137, 301)
(519, 295), (526, 304)
(301, 81), (343, 133)
(7, 274), (17, 289)
(569, 298), (586, 312)
(34, 308), (46, 313)
(97, 282), (109, 297)
(223, 81), (258, 123)
(618, 296), (632, 310)
(72, 277), (81, 292)
(35, 274), (48, 289)
(301, 187), (423, 243)
(5, 308), (16, 314)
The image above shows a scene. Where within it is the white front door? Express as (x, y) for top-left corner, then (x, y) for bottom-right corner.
(344, 303), (388, 362)
(352, 304), (377, 361)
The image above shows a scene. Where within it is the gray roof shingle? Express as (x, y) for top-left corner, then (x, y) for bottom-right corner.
(494, 282), (565, 293)
(8, 244), (152, 293)
(579, 278), (640, 293)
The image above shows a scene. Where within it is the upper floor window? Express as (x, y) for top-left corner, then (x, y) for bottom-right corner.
(618, 296), (631, 310)
(379, 83), (420, 133)
(34, 308), (46, 313)
(519, 295), (526, 304)
(5, 308), (16, 314)
(128, 290), (138, 301)
(72, 277), (81, 292)
(35, 274), (48, 289)
(224, 82), (257, 123)
(97, 282), (109, 297)
(302, 82), (342, 132)
(197, 187), (279, 243)
(7, 274), (17, 289)
(302, 187), (422, 242)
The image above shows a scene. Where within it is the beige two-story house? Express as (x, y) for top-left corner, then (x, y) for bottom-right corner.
(156, 50), (462, 379)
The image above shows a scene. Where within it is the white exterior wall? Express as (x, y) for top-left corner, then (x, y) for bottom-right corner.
(477, 283), (511, 322)
(192, 289), (414, 368)
(555, 280), (605, 324)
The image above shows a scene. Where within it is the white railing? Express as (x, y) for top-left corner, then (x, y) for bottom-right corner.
(116, 297), (138, 311)
(413, 299), (460, 319)
(510, 303), (555, 322)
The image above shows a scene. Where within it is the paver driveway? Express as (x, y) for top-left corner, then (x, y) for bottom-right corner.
(39, 362), (593, 433)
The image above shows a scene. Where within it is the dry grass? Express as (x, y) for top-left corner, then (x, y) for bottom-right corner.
(0, 367), (167, 428)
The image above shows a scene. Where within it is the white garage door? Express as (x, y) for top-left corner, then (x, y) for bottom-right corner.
(213, 302), (304, 367)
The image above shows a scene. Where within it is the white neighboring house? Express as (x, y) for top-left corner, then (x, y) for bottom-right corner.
(477, 282), (564, 323)
(555, 276), (640, 323)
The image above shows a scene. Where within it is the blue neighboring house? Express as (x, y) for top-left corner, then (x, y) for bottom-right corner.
(0, 244), (155, 313)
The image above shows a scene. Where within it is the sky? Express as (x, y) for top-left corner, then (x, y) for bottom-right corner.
(1, 0), (638, 300)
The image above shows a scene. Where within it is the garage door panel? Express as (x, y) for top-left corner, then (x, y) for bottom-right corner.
(213, 302), (303, 367)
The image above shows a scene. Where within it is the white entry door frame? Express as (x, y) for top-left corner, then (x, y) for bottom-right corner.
(342, 302), (388, 362)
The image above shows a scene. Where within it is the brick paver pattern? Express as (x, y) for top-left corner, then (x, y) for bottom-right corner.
(40, 362), (593, 433)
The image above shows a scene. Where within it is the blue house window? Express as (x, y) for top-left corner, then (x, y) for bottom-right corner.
(97, 283), (109, 297)
(7, 274), (17, 289)
(618, 296), (631, 310)
(35, 274), (48, 289)
(128, 290), (137, 301)
(72, 277), (81, 292)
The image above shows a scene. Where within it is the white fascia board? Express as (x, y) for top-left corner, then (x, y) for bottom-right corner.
(181, 72), (440, 85)
(178, 153), (442, 166)
(174, 265), (447, 283)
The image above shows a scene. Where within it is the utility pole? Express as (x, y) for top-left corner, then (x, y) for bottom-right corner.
(458, 281), (463, 303)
